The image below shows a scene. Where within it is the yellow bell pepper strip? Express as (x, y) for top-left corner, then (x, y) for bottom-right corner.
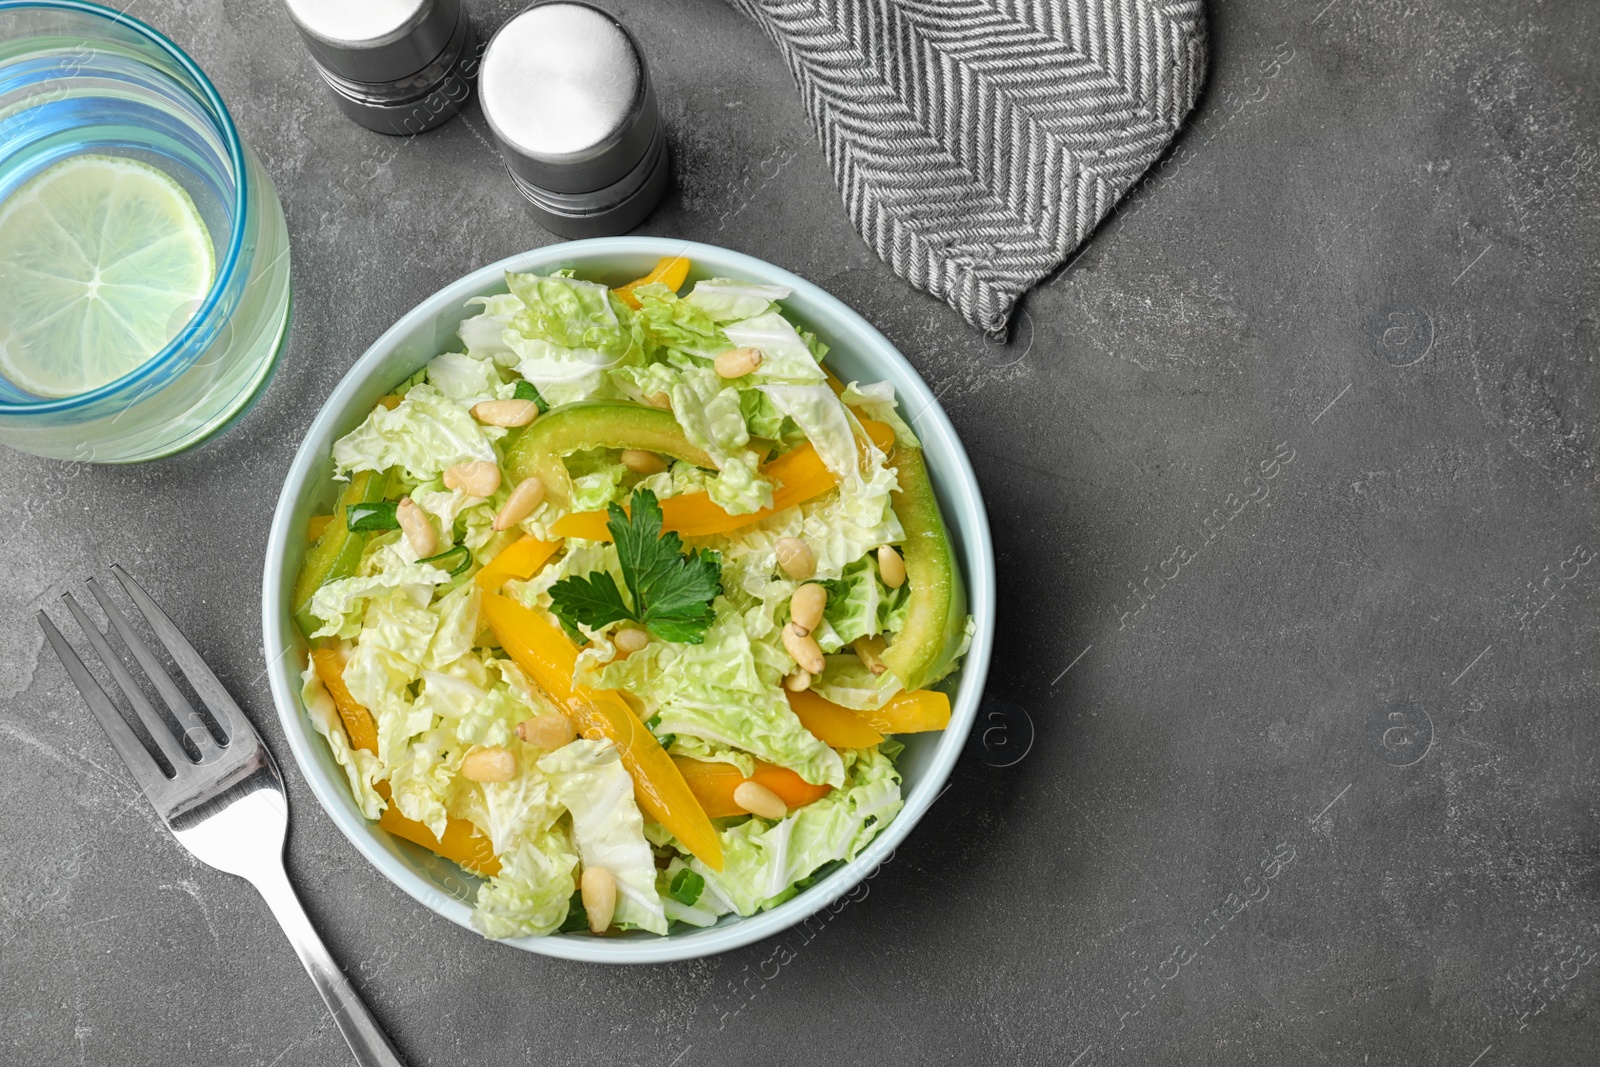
(479, 590), (725, 870)
(306, 514), (333, 542)
(310, 649), (501, 876)
(784, 688), (885, 749)
(879, 446), (965, 692)
(856, 687), (952, 735)
(376, 784), (502, 878)
(549, 418), (897, 542)
(376, 394), (402, 410)
(310, 648), (379, 753)
(475, 535), (560, 593)
(291, 468), (392, 638)
(672, 756), (833, 818)
(614, 255), (691, 309)
(503, 401), (719, 508)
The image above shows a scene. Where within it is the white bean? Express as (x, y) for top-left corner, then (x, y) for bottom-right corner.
(581, 867), (617, 933)
(494, 476), (546, 530)
(789, 583), (827, 634)
(516, 713), (576, 750)
(782, 622), (825, 674)
(714, 346), (763, 378)
(733, 781), (787, 820)
(443, 460), (501, 497)
(471, 399), (539, 427)
(461, 746), (516, 782)
(877, 544), (907, 589)
(396, 497), (438, 558)
(620, 449), (667, 474)
(774, 537), (815, 580)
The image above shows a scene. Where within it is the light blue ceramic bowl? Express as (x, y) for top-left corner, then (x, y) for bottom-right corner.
(261, 238), (994, 963)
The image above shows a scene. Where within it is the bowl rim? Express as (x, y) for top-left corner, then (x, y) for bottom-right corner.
(261, 236), (995, 964)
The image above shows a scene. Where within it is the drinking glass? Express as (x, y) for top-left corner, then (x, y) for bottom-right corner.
(0, 0), (292, 462)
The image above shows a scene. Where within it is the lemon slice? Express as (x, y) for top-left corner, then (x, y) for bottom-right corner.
(0, 153), (215, 398)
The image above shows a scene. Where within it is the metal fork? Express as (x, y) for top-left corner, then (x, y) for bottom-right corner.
(37, 565), (405, 1067)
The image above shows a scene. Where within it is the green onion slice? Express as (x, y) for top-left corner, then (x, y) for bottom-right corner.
(420, 544), (472, 576)
(346, 501), (399, 531)
(668, 868), (705, 906)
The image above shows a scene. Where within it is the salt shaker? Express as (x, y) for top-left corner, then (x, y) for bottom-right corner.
(478, 1), (669, 238)
(283, 0), (477, 135)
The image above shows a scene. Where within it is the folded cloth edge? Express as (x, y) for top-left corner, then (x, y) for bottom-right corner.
(727, 0), (1210, 340)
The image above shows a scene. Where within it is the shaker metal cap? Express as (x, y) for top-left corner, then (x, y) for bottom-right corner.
(479, 1), (660, 195)
(284, 0), (462, 84)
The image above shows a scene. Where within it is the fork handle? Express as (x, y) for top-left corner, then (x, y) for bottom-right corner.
(250, 863), (408, 1067)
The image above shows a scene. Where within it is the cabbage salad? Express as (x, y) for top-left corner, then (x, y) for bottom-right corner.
(294, 258), (971, 938)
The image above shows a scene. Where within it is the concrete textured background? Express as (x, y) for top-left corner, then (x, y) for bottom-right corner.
(3, 0), (1598, 1063)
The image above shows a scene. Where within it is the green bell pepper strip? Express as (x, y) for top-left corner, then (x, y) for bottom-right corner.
(879, 447), (966, 692)
(502, 401), (718, 507)
(291, 468), (392, 637)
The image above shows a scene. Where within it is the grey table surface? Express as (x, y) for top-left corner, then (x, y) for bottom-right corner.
(4, 0), (1598, 1064)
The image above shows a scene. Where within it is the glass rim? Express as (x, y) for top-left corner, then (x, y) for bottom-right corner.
(0, 0), (251, 416)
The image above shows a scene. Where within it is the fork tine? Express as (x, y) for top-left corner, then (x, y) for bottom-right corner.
(37, 610), (173, 797)
(85, 578), (219, 761)
(110, 565), (256, 744)
(66, 590), (201, 770)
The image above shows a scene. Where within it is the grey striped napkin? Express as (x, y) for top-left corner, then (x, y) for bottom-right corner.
(726, 0), (1209, 337)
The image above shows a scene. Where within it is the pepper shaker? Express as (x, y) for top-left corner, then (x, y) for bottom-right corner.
(478, 1), (669, 237)
(283, 0), (477, 135)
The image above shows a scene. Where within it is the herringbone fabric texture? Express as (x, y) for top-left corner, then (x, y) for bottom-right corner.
(726, 0), (1208, 336)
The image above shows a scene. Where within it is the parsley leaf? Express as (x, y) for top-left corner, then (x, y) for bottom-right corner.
(813, 577), (850, 600)
(548, 488), (723, 644)
(547, 570), (634, 642)
(613, 489), (722, 642)
(558, 890), (589, 932)
(512, 379), (550, 413)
